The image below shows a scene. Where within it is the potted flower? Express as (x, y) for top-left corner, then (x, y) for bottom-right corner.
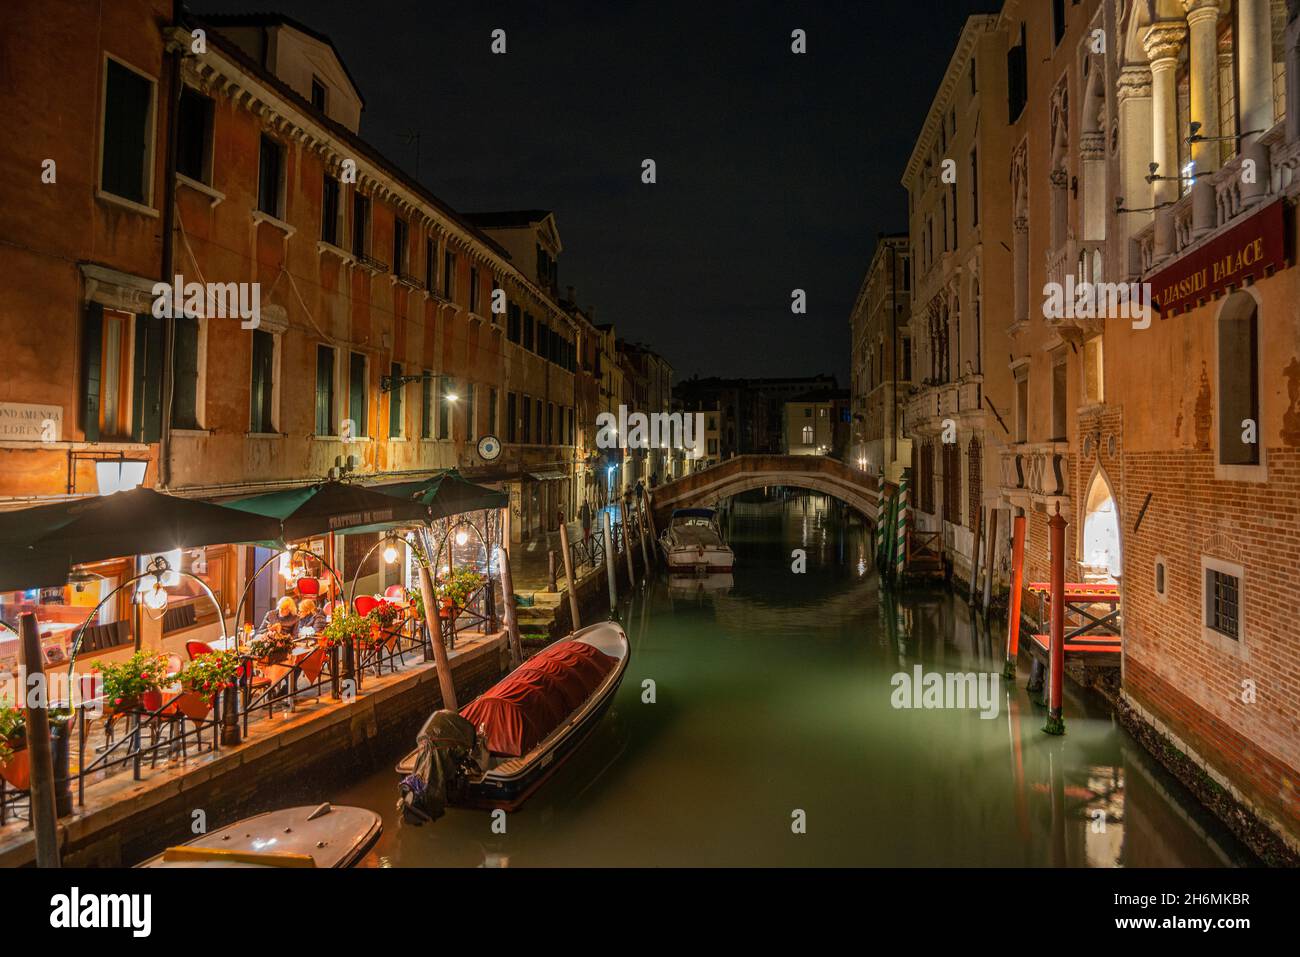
(437, 567), (485, 615)
(322, 611), (370, 650)
(247, 625), (295, 662)
(180, 649), (241, 708)
(0, 705), (24, 779)
(100, 650), (169, 713)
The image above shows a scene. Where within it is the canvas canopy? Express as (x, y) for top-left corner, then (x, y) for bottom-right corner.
(224, 480), (430, 541)
(460, 640), (617, 757)
(0, 488), (282, 591)
(371, 469), (507, 521)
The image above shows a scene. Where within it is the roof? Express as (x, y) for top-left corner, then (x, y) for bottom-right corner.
(200, 12), (368, 108)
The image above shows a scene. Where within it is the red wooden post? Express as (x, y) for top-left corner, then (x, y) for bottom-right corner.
(1002, 513), (1026, 680)
(1045, 510), (1067, 735)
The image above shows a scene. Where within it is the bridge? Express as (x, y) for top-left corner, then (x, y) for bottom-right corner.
(649, 455), (885, 527)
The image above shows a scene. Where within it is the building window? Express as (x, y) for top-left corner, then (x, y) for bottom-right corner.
(310, 76), (328, 112)
(465, 382), (476, 442)
(176, 87), (213, 184)
(389, 362), (404, 437)
(1051, 0), (1066, 45)
(250, 329), (276, 433)
(421, 371), (433, 439)
(970, 148), (979, 227)
(469, 266), (480, 313)
(321, 174), (340, 245)
(348, 352), (368, 437)
(437, 379), (451, 440)
(443, 250), (455, 300)
(257, 134), (284, 217)
(315, 345), (335, 436)
(425, 238), (435, 290)
(508, 303), (521, 343)
(546, 402), (554, 445)
(101, 57), (155, 205)
(172, 316), (201, 431)
(1051, 356), (1067, 441)
(801, 425), (814, 444)
(524, 312), (535, 351)
(392, 218), (408, 275)
(1218, 293), (1260, 466)
(942, 439), (962, 525)
(1015, 370), (1029, 444)
(567, 406), (574, 445)
(521, 396), (531, 443)
(488, 388), (498, 437)
(506, 392), (517, 443)
(535, 399), (543, 443)
(919, 441), (935, 514)
(1204, 562), (1242, 641)
(352, 192), (370, 258)
(1154, 557), (1167, 599)
(82, 306), (162, 442)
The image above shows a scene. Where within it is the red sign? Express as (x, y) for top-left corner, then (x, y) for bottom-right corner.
(1150, 198), (1287, 315)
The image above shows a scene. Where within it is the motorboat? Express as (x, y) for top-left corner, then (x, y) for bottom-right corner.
(659, 507), (734, 574)
(397, 620), (629, 814)
(139, 803), (381, 867)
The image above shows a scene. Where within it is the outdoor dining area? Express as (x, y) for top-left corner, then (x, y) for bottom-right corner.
(0, 471), (510, 828)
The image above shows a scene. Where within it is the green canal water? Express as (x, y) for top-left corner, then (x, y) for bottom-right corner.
(333, 493), (1256, 867)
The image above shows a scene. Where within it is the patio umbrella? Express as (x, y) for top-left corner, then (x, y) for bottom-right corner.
(0, 488), (283, 591)
(370, 469), (507, 521)
(224, 480), (432, 541)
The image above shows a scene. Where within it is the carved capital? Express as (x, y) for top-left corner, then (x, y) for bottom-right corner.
(1117, 66), (1152, 101)
(1183, 0), (1221, 26)
(1142, 21), (1188, 64)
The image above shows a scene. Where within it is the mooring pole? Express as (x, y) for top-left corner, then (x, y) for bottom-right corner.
(982, 507), (999, 616)
(417, 564), (458, 711)
(603, 510), (618, 616)
(968, 506), (984, 606)
(19, 613), (60, 866)
(623, 507), (636, 585)
(498, 507), (522, 667)
(558, 520), (581, 631)
(1003, 512), (1026, 681)
(1045, 510), (1067, 735)
(637, 499), (652, 573)
(642, 494), (660, 565)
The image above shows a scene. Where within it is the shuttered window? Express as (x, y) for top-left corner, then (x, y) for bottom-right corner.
(176, 87), (212, 184)
(421, 372), (433, 439)
(315, 345), (335, 436)
(101, 59), (153, 203)
(506, 392), (517, 443)
(389, 362), (403, 437)
(249, 330), (275, 433)
(321, 175), (340, 245)
(172, 317), (201, 430)
(348, 352), (367, 437)
(257, 134), (282, 217)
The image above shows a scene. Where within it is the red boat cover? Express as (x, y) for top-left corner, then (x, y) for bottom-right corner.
(460, 640), (618, 757)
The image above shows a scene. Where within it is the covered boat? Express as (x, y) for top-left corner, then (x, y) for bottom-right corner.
(139, 803), (381, 867)
(398, 621), (629, 813)
(659, 507), (734, 574)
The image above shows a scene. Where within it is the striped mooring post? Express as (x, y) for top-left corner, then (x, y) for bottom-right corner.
(895, 475), (909, 581)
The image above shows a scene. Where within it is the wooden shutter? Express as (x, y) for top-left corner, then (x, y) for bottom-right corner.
(172, 316), (200, 430)
(132, 314), (164, 443)
(81, 302), (104, 441)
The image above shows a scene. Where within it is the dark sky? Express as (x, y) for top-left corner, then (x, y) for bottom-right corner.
(191, 0), (995, 384)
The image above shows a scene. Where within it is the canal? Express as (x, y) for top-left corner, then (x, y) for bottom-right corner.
(332, 492), (1256, 867)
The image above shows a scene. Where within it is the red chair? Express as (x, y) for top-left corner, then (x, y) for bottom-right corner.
(297, 577), (321, 598)
(355, 595), (379, 617)
(384, 585), (405, 600)
(185, 640), (214, 661)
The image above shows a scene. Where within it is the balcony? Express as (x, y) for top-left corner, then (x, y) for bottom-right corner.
(903, 374), (984, 435)
(999, 441), (1070, 513)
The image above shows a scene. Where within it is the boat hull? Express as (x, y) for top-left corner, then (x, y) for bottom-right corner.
(662, 545), (734, 574)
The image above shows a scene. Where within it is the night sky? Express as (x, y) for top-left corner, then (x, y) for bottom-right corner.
(191, 0), (995, 384)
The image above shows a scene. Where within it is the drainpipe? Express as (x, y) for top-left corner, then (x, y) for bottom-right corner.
(890, 243), (898, 474)
(157, 31), (183, 488)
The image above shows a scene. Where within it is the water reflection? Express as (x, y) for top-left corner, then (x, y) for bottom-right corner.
(330, 492), (1254, 867)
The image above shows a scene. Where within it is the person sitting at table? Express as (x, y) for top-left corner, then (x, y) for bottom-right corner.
(295, 598), (327, 637)
(259, 596), (299, 634)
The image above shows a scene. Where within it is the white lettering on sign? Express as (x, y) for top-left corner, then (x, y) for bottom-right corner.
(0, 403), (63, 441)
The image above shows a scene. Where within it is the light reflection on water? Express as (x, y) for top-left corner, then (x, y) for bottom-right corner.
(330, 493), (1255, 867)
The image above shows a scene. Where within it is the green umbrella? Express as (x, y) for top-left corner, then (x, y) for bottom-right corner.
(370, 469), (507, 521)
(224, 480), (432, 541)
(0, 488), (282, 591)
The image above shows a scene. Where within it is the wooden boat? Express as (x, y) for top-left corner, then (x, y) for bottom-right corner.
(659, 507), (734, 574)
(138, 803), (381, 867)
(397, 620), (629, 811)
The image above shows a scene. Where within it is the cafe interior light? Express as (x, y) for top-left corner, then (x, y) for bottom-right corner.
(383, 543), (399, 564)
(454, 530), (468, 547)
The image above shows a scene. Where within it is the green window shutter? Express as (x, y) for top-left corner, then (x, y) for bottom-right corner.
(389, 362), (402, 436)
(81, 302), (104, 442)
(172, 316), (200, 430)
(131, 314), (164, 443)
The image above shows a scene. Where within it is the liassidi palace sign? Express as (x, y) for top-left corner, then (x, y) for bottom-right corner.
(1150, 198), (1288, 315)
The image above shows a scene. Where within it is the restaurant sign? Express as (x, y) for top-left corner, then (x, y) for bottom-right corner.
(0, 402), (62, 442)
(1150, 199), (1287, 315)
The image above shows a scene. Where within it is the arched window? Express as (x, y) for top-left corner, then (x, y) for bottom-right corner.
(1082, 470), (1121, 578)
(1217, 291), (1260, 467)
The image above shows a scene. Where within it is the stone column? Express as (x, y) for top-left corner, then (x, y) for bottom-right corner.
(1144, 21), (1187, 259)
(1080, 130), (1107, 242)
(1237, 0), (1275, 144)
(1184, 0), (1222, 174)
(1050, 168), (1070, 252)
(1117, 67), (1154, 271)
(1012, 216), (1029, 324)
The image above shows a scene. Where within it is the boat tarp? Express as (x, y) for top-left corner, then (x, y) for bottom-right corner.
(671, 508), (715, 519)
(460, 640), (617, 757)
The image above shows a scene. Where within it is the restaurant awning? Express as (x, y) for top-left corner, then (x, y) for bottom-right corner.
(224, 480), (431, 541)
(370, 470), (507, 522)
(528, 469), (569, 481)
(0, 488), (283, 591)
